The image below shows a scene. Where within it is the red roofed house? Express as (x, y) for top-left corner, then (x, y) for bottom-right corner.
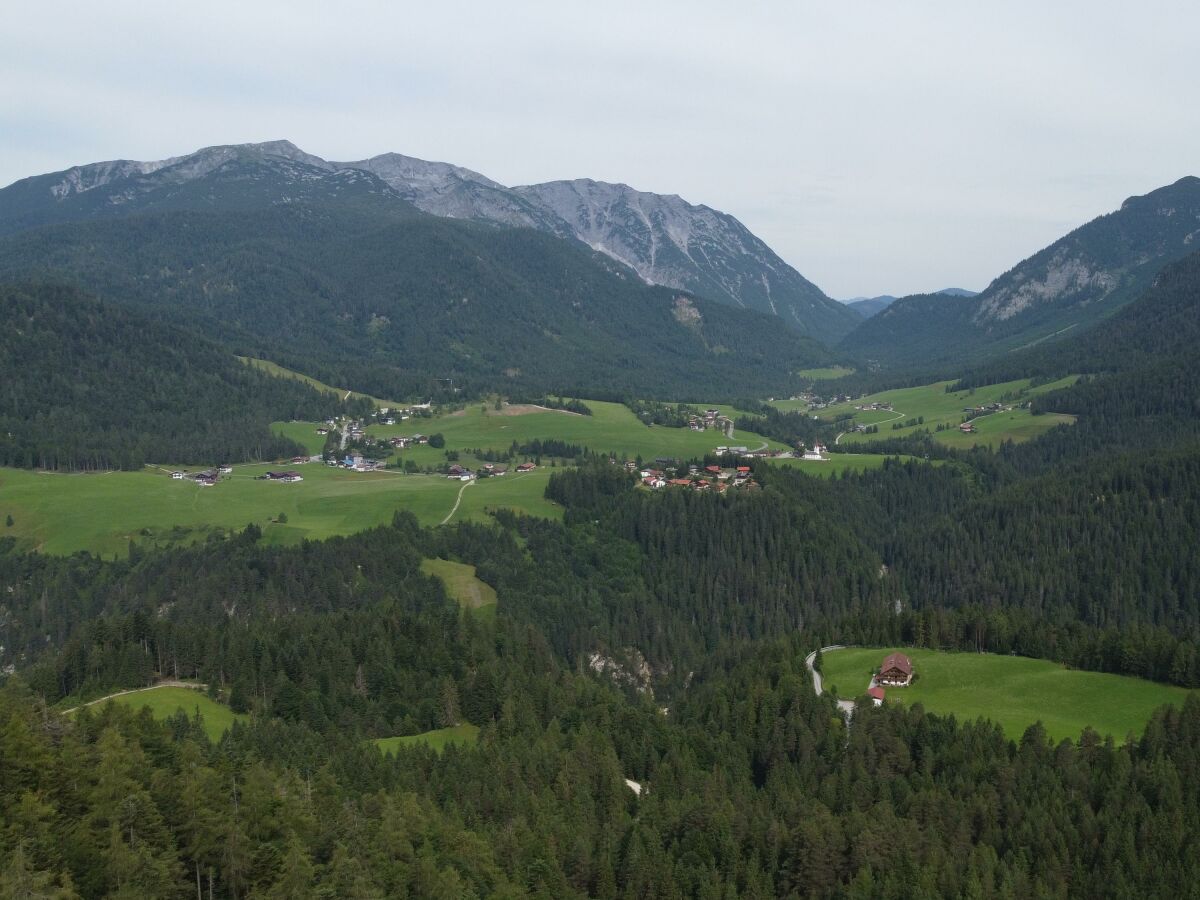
(867, 686), (886, 706)
(878, 652), (913, 686)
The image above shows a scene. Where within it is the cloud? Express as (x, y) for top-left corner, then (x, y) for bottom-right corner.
(3, 0), (1197, 296)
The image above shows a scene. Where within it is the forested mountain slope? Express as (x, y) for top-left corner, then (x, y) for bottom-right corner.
(0, 155), (829, 401)
(0, 283), (340, 470)
(842, 176), (1200, 369)
(956, 248), (1200, 385)
(2, 462), (1200, 895)
(0, 141), (858, 342)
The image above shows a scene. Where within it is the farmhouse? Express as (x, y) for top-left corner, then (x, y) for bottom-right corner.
(516, 462), (536, 472)
(959, 422), (976, 433)
(878, 652), (913, 686)
(261, 471), (303, 483)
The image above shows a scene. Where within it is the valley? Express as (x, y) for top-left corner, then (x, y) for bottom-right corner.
(0, 462), (557, 556)
(2, 117), (1200, 894)
(777, 374), (1080, 449)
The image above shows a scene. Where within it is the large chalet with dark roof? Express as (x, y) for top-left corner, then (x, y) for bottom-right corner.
(878, 652), (913, 686)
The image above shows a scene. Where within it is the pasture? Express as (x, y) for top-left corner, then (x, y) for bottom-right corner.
(820, 647), (1196, 742)
(367, 400), (788, 461)
(0, 463), (558, 557)
(240, 357), (404, 408)
(794, 376), (1079, 449)
(374, 724), (480, 754)
(72, 686), (246, 742)
(767, 453), (932, 477)
(795, 366), (855, 381)
(270, 420), (331, 455)
(421, 558), (498, 609)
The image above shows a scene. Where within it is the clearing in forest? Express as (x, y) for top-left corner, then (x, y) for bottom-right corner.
(421, 558), (498, 609)
(67, 685), (246, 742)
(820, 646), (1196, 742)
(374, 724), (481, 754)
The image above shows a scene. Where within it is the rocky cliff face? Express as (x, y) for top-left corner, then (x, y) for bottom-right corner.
(512, 179), (848, 341)
(339, 155), (856, 342)
(971, 177), (1200, 327)
(3, 140), (857, 342)
(839, 177), (1200, 369)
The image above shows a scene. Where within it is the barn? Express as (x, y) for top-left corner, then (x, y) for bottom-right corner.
(878, 652), (913, 686)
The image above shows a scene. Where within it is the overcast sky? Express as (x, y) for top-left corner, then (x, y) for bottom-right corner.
(3, 1), (1198, 298)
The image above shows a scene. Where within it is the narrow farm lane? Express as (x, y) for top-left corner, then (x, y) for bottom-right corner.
(805, 645), (856, 718)
(440, 479), (475, 526)
(62, 681), (208, 714)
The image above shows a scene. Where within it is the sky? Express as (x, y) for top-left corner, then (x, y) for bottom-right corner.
(3, 1), (1198, 298)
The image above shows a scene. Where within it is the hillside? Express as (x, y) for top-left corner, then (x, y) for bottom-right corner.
(0, 148), (831, 401)
(841, 176), (1200, 369)
(955, 249), (1200, 386)
(0, 283), (339, 470)
(844, 295), (898, 317)
(0, 141), (859, 342)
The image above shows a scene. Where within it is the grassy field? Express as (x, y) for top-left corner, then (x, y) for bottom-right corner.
(795, 366), (855, 380)
(0, 463), (558, 556)
(73, 686), (246, 742)
(270, 420), (331, 455)
(240, 357), (404, 408)
(421, 558), (497, 608)
(780, 376), (1080, 449)
(767, 453), (934, 477)
(374, 724), (480, 754)
(820, 647), (1196, 742)
(368, 400), (788, 462)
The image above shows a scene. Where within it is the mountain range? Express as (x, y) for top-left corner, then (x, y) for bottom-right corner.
(0, 142), (832, 401)
(841, 177), (1200, 369)
(0, 140), (858, 344)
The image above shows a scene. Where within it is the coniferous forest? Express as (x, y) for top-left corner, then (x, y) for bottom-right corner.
(1, 246), (1200, 895)
(1, 97), (1200, 895)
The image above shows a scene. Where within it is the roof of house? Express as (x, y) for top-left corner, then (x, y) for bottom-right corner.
(880, 652), (913, 675)
(867, 686), (886, 701)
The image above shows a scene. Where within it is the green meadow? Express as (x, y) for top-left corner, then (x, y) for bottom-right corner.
(72, 686), (246, 742)
(2, 400), (782, 558)
(779, 376), (1080, 449)
(240, 357), (404, 408)
(270, 420), (331, 455)
(820, 647), (1196, 742)
(795, 366), (855, 380)
(374, 724), (480, 754)
(367, 400), (788, 461)
(767, 452), (932, 477)
(0, 463), (557, 556)
(420, 558), (498, 609)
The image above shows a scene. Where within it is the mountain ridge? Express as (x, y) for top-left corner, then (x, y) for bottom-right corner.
(840, 176), (1200, 369)
(0, 140), (858, 343)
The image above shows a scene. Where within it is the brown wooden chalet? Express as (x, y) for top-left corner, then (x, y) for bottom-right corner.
(878, 652), (913, 686)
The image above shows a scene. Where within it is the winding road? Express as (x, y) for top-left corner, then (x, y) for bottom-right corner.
(805, 645), (856, 718)
(836, 408), (907, 445)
